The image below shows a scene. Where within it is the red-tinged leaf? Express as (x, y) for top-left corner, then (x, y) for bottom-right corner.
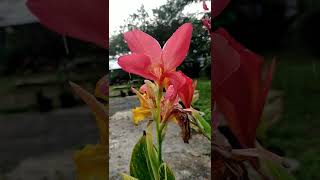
(26, 0), (107, 48)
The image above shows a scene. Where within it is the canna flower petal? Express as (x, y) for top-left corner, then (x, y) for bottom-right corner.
(212, 28), (240, 88)
(162, 23), (193, 72)
(124, 30), (162, 64)
(26, 0), (107, 48)
(164, 85), (178, 102)
(119, 23), (193, 84)
(168, 71), (196, 108)
(118, 53), (156, 81)
(132, 107), (151, 125)
(213, 28), (275, 148)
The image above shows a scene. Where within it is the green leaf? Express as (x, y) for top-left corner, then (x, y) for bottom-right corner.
(121, 173), (139, 180)
(192, 110), (211, 140)
(262, 159), (296, 180)
(129, 134), (154, 180)
(159, 163), (175, 180)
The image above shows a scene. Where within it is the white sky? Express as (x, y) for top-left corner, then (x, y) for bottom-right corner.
(109, 0), (210, 69)
(109, 0), (209, 36)
(109, 0), (168, 36)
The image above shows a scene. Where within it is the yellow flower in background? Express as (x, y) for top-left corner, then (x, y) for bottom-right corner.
(73, 144), (107, 180)
(131, 80), (158, 125)
(132, 106), (151, 124)
(70, 81), (108, 180)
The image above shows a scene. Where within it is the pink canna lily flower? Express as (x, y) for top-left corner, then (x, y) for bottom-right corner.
(26, 0), (107, 48)
(118, 23), (193, 85)
(161, 85), (179, 122)
(168, 71), (197, 109)
(213, 28), (275, 148)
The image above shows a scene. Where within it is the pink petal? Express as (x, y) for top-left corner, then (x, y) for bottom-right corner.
(168, 71), (194, 108)
(212, 28), (241, 88)
(165, 85), (178, 102)
(162, 23), (193, 71)
(213, 0), (230, 17)
(124, 30), (162, 65)
(139, 84), (148, 93)
(118, 53), (156, 80)
(26, 0), (107, 48)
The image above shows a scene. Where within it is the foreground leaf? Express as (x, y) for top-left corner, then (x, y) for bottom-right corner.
(146, 123), (161, 179)
(129, 134), (154, 180)
(192, 110), (211, 140)
(159, 163), (175, 180)
(121, 173), (138, 180)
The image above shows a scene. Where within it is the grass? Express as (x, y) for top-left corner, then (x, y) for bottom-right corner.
(264, 54), (320, 179)
(193, 78), (211, 122)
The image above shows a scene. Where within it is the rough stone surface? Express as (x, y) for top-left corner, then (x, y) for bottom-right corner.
(109, 96), (211, 180)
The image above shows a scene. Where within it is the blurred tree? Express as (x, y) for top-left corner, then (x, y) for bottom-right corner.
(109, 0), (210, 78)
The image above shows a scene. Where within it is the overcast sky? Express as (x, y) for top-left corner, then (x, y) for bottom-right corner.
(109, 0), (208, 36)
(109, 0), (167, 36)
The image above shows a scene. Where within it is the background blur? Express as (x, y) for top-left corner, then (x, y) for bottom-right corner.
(215, 0), (320, 179)
(0, 0), (105, 179)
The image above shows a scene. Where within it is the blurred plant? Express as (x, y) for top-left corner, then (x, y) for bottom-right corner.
(69, 75), (108, 180)
(212, 0), (297, 179)
(117, 23), (211, 180)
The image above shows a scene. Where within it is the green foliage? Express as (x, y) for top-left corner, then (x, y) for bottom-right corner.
(159, 163), (175, 180)
(262, 159), (296, 180)
(128, 128), (176, 180)
(121, 173), (138, 180)
(265, 54), (320, 179)
(192, 110), (211, 140)
(193, 79), (211, 122)
(129, 134), (154, 180)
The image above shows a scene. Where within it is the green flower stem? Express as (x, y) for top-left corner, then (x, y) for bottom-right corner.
(155, 84), (163, 163)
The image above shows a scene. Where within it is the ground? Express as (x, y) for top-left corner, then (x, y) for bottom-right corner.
(0, 107), (99, 180)
(109, 96), (211, 180)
